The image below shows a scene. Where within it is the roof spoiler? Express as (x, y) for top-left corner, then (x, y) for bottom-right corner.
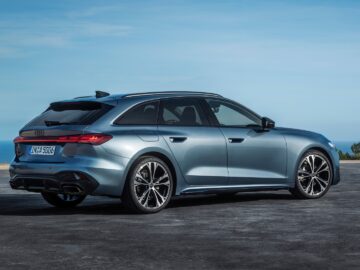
(74, 90), (110, 99)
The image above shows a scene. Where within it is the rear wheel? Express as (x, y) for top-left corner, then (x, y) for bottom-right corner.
(290, 150), (333, 199)
(41, 192), (86, 208)
(122, 157), (173, 214)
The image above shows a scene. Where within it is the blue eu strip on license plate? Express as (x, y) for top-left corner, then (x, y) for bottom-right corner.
(30, 146), (56, 156)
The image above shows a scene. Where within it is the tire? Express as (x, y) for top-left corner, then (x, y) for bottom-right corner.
(122, 156), (174, 214)
(290, 150), (333, 199)
(41, 192), (86, 208)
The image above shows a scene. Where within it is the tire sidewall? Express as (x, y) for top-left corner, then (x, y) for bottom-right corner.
(295, 150), (333, 199)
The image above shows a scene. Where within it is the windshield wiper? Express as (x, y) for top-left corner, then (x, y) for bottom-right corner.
(44, 121), (80, 127)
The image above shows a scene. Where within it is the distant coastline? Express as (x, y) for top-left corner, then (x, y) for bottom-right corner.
(0, 164), (9, 170)
(0, 141), (14, 163)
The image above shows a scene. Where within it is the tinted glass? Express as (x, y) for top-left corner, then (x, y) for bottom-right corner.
(115, 101), (159, 125)
(206, 99), (260, 127)
(26, 102), (113, 127)
(160, 98), (209, 126)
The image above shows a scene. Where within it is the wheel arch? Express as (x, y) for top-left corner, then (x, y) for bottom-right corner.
(123, 149), (181, 196)
(307, 147), (334, 170)
(291, 145), (335, 187)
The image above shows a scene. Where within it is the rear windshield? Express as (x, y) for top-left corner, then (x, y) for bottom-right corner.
(26, 101), (113, 127)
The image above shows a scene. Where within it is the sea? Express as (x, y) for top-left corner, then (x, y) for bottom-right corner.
(0, 140), (357, 164)
(0, 141), (15, 163)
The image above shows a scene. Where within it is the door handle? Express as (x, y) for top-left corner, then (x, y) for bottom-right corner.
(228, 138), (244, 143)
(169, 137), (187, 143)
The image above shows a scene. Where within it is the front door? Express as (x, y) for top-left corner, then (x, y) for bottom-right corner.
(203, 98), (287, 186)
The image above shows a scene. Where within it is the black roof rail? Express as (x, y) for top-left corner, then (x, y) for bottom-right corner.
(123, 91), (222, 98)
(74, 96), (92, 99)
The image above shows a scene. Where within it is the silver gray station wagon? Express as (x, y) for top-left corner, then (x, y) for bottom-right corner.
(10, 91), (340, 213)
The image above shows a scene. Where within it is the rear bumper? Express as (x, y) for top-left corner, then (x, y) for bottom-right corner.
(9, 156), (130, 197)
(10, 172), (99, 195)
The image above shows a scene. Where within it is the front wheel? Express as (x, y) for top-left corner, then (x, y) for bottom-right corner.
(122, 157), (174, 214)
(290, 150), (333, 199)
(41, 192), (86, 208)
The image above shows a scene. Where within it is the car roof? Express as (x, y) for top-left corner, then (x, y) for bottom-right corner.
(52, 90), (263, 122)
(59, 91), (223, 104)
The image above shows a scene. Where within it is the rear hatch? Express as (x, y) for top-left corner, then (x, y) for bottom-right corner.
(15, 101), (113, 163)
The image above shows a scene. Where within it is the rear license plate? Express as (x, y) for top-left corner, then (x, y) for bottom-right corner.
(30, 146), (56, 156)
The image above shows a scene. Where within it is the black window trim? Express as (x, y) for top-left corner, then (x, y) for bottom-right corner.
(158, 97), (212, 127)
(201, 97), (263, 129)
(112, 100), (160, 126)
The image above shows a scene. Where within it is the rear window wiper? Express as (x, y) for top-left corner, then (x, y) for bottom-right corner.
(44, 121), (81, 127)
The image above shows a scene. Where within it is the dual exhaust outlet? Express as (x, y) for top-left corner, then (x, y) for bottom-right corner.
(62, 185), (84, 195)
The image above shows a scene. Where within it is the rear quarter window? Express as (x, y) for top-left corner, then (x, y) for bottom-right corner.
(114, 101), (159, 125)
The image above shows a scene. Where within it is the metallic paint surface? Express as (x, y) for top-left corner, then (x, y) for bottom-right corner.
(10, 93), (340, 197)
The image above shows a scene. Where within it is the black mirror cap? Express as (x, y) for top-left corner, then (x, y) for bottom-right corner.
(262, 117), (275, 129)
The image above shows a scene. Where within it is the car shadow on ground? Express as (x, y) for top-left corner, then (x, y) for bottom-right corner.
(0, 192), (295, 216)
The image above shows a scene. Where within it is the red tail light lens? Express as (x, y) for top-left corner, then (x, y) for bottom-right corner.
(14, 134), (112, 145)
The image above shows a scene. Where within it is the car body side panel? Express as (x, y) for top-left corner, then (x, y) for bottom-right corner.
(158, 126), (228, 186)
(279, 128), (340, 187)
(121, 140), (187, 196)
(220, 128), (288, 185)
(84, 124), (188, 196)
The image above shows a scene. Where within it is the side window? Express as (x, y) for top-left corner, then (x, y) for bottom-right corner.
(114, 101), (159, 125)
(159, 98), (209, 126)
(205, 99), (260, 127)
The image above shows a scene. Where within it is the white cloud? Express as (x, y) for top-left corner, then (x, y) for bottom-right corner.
(77, 22), (132, 37)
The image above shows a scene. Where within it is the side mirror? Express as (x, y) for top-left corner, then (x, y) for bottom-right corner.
(262, 117), (275, 129)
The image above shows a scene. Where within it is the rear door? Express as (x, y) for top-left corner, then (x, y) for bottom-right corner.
(16, 101), (113, 163)
(158, 97), (228, 186)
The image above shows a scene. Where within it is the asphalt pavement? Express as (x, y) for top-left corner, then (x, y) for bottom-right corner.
(0, 163), (359, 270)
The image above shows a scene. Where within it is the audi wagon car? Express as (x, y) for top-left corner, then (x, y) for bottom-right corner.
(9, 91), (340, 213)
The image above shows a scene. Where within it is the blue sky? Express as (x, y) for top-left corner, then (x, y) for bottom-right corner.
(0, 0), (359, 141)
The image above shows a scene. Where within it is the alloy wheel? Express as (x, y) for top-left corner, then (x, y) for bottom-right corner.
(297, 154), (331, 197)
(133, 161), (171, 210)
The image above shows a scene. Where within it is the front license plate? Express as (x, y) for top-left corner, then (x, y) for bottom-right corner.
(30, 146), (56, 156)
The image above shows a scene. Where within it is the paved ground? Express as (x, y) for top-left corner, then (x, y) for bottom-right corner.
(0, 164), (359, 270)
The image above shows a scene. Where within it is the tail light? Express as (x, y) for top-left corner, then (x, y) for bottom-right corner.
(15, 143), (23, 158)
(13, 134), (112, 145)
